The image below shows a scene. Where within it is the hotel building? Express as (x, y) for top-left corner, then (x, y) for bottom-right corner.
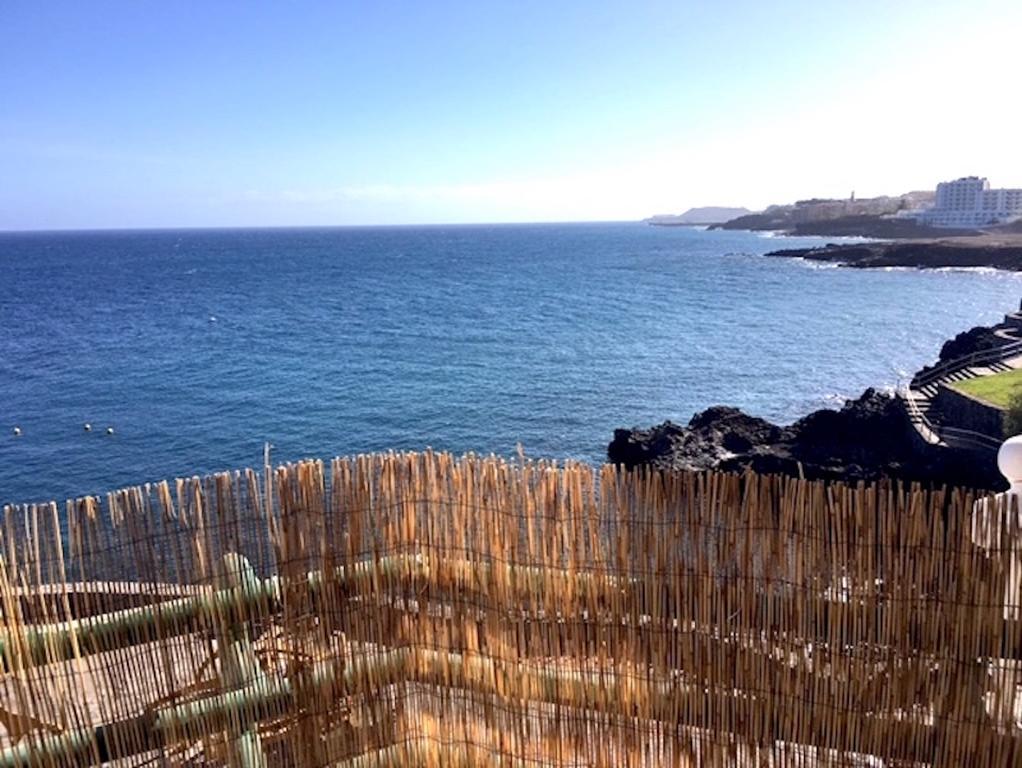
(916, 177), (1022, 228)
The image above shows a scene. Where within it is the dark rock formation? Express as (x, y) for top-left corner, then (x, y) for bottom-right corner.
(937, 326), (1005, 362)
(766, 239), (1022, 271)
(788, 216), (977, 239)
(908, 326), (1006, 386)
(608, 407), (782, 473)
(710, 212), (790, 231)
(713, 215), (975, 239)
(608, 389), (1003, 489)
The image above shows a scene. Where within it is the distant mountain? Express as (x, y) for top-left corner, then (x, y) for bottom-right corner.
(645, 206), (752, 226)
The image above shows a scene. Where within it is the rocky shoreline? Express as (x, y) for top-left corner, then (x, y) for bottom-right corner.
(608, 390), (1002, 489)
(766, 235), (1022, 271)
(608, 314), (1020, 490)
(713, 214), (976, 239)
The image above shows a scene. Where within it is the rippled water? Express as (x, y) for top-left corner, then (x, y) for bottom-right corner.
(1, 223), (1020, 503)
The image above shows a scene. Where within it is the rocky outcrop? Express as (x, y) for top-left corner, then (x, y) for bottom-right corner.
(715, 215), (973, 239)
(608, 389), (1003, 489)
(909, 325), (1006, 386)
(607, 288), (1022, 489)
(788, 216), (976, 239)
(607, 407), (782, 473)
(766, 238), (1022, 271)
(937, 325), (1005, 362)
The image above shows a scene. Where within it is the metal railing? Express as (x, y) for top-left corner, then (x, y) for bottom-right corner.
(900, 333), (1022, 452)
(939, 426), (1003, 452)
(901, 384), (941, 444)
(940, 424), (1004, 451)
(911, 338), (1022, 388)
(899, 383), (1002, 452)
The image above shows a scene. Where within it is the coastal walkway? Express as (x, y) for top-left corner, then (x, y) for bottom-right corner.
(903, 336), (1022, 451)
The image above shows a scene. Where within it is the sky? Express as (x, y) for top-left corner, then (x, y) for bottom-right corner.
(2, 0), (1021, 230)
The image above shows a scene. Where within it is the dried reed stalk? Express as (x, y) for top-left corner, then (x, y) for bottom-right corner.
(0, 452), (1019, 767)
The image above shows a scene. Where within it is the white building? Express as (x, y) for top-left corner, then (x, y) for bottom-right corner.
(916, 177), (1022, 228)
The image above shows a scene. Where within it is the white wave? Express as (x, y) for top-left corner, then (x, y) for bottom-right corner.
(930, 266), (1014, 276)
(790, 258), (840, 270)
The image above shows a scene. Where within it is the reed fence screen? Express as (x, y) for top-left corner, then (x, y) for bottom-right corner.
(0, 452), (1020, 767)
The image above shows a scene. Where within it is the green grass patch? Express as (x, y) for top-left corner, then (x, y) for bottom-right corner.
(949, 368), (1022, 408)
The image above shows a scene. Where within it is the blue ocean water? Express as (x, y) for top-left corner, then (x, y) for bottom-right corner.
(1, 223), (1021, 504)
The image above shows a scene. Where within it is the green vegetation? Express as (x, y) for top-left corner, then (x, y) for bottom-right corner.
(951, 368), (1022, 437)
(1006, 390), (1022, 438)
(951, 368), (1022, 409)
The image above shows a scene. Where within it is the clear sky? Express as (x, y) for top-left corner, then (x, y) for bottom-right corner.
(2, 0), (1021, 230)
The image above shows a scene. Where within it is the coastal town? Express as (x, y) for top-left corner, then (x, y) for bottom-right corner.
(624, 176), (1022, 490)
(650, 175), (1022, 235)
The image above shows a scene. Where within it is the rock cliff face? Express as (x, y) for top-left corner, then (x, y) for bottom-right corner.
(608, 389), (1003, 489)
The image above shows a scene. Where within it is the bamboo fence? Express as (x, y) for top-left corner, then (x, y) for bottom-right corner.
(0, 452), (1020, 767)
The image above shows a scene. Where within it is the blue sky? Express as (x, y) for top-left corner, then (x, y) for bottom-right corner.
(2, 1), (1021, 229)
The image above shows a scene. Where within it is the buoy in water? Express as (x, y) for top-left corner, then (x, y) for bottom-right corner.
(84, 423), (92, 432)
(13, 426), (22, 437)
(105, 427), (114, 435)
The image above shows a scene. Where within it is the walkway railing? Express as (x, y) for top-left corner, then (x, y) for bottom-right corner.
(900, 332), (1022, 452)
(901, 382), (1004, 451)
(901, 381), (942, 444)
(940, 423), (1005, 451)
(911, 337), (1022, 388)
(1, 451), (1020, 767)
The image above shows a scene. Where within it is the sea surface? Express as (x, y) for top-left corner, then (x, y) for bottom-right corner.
(2, 223), (1021, 504)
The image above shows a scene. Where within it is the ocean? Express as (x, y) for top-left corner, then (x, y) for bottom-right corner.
(2, 222), (1020, 504)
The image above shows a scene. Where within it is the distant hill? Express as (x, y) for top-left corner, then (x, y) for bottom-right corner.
(645, 206), (751, 226)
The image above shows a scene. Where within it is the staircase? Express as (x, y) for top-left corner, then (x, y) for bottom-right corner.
(902, 339), (1022, 452)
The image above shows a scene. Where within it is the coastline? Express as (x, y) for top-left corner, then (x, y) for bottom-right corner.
(706, 212), (980, 239)
(763, 233), (1022, 272)
(608, 308), (1022, 490)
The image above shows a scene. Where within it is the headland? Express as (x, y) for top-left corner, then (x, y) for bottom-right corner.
(765, 233), (1022, 271)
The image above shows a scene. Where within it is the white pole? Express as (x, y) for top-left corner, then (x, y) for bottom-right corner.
(972, 436), (1022, 726)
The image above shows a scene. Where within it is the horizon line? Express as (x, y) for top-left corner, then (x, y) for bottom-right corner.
(0, 218), (656, 235)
